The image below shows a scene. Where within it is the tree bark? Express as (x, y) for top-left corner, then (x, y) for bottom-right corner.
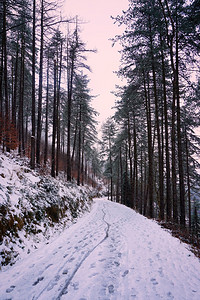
(44, 55), (49, 166)
(36, 0), (44, 166)
(51, 60), (57, 178)
(149, 15), (164, 220)
(160, 34), (171, 221)
(56, 40), (63, 176)
(143, 71), (154, 218)
(30, 0), (36, 169)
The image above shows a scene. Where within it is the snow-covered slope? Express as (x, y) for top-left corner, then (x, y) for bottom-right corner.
(0, 198), (200, 300)
(0, 152), (96, 269)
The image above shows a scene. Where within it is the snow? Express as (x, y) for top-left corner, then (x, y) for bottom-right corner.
(0, 198), (200, 300)
(0, 152), (95, 268)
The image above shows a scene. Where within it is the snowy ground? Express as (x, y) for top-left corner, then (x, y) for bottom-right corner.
(0, 198), (200, 300)
(0, 152), (96, 267)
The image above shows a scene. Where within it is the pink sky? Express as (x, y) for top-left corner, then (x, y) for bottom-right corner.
(63, 0), (129, 128)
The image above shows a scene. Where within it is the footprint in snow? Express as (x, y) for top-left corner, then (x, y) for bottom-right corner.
(151, 278), (158, 285)
(90, 263), (96, 269)
(158, 267), (164, 277)
(71, 282), (79, 290)
(32, 276), (44, 286)
(122, 270), (129, 277)
(68, 257), (75, 262)
(89, 272), (99, 278)
(6, 285), (15, 293)
(108, 284), (114, 294)
(131, 287), (137, 298)
(148, 258), (153, 265)
(167, 291), (174, 299)
(99, 258), (106, 262)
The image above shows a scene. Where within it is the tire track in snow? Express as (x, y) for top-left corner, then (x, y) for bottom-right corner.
(56, 204), (110, 299)
(33, 204), (110, 300)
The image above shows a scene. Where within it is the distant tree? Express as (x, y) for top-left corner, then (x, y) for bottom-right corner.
(101, 118), (116, 201)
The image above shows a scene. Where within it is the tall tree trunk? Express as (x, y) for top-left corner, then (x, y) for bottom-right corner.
(119, 147), (123, 204)
(143, 71), (153, 218)
(109, 135), (113, 201)
(12, 36), (19, 127)
(71, 112), (78, 172)
(81, 135), (84, 186)
(127, 114), (134, 207)
(185, 127), (191, 230)
(36, 0), (44, 166)
(51, 60), (57, 178)
(160, 0), (178, 224)
(56, 41), (63, 176)
(44, 55), (49, 166)
(66, 51), (75, 181)
(30, 0), (36, 169)
(0, 35), (3, 116)
(3, 0), (9, 152)
(77, 107), (81, 186)
(149, 16), (164, 220)
(175, 11), (185, 226)
(140, 148), (143, 214)
(18, 37), (25, 156)
(160, 34), (171, 221)
(133, 119), (138, 209)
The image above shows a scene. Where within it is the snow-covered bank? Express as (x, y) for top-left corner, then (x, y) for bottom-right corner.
(0, 152), (98, 269)
(0, 198), (200, 300)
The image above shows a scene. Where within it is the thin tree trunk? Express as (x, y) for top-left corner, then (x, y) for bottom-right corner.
(3, 0), (9, 152)
(81, 136), (84, 185)
(143, 71), (153, 218)
(175, 12), (185, 226)
(44, 55), (49, 166)
(77, 107), (81, 186)
(0, 35), (3, 116)
(12, 36), (19, 127)
(51, 60), (57, 178)
(18, 37), (25, 156)
(120, 147), (123, 204)
(56, 41), (63, 176)
(66, 53), (75, 181)
(140, 148), (143, 215)
(71, 112), (78, 172)
(133, 119), (138, 209)
(109, 135), (113, 201)
(160, 34), (171, 221)
(36, 0), (44, 166)
(185, 127), (191, 230)
(30, 0), (36, 169)
(149, 15), (164, 220)
(127, 114), (134, 208)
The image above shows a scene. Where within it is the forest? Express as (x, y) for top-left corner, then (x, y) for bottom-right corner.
(0, 0), (200, 238)
(0, 0), (101, 185)
(101, 0), (200, 236)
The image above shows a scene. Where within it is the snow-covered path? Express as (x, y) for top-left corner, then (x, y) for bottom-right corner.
(0, 198), (200, 300)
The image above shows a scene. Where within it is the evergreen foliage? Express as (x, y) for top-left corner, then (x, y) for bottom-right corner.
(101, 0), (200, 234)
